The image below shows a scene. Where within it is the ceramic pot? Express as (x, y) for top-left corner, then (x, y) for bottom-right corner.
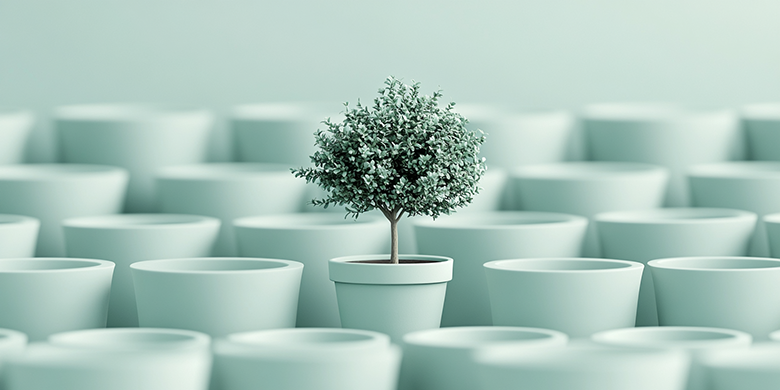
(56, 104), (213, 212)
(413, 211), (588, 326)
(595, 208), (757, 326)
(398, 326), (568, 390)
(484, 258), (644, 338)
(0, 329), (27, 390)
(233, 213), (387, 327)
(701, 343), (780, 390)
(649, 256), (780, 341)
(212, 328), (401, 390)
(0, 258), (114, 341)
(583, 103), (742, 206)
(329, 254), (453, 343)
(62, 214), (221, 327)
(0, 110), (34, 165)
(475, 343), (690, 390)
(230, 103), (332, 166)
(6, 328), (211, 390)
(0, 215), (39, 258)
(762, 213), (780, 258)
(742, 103), (780, 161)
(510, 161), (668, 256)
(592, 327), (752, 390)
(688, 161), (780, 256)
(131, 257), (303, 338)
(156, 163), (308, 256)
(0, 164), (128, 257)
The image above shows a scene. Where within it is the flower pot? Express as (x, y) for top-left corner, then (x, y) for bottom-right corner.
(0, 110), (34, 165)
(0, 215), (39, 258)
(212, 328), (401, 390)
(649, 256), (780, 341)
(0, 258), (114, 341)
(595, 208), (757, 326)
(474, 343), (690, 390)
(583, 103), (742, 206)
(592, 327), (752, 390)
(510, 161), (669, 256)
(688, 161), (780, 256)
(0, 328), (27, 390)
(742, 103), (780, 161)
(484, 258), (644, 338)
(398, 326), (567, 390)
(6, 328), (211, 390)
(328, 254), (453, 343)
(233, 213), (387, 327)
(230, 103), (331, 166)
(56, 104), (214, 212)
(62, 214), (221, 327)
(700, 343), (780, 390)
(0, 164), (128, 257)
(764, 213), (780, 258)
(131, 257), (303, 338)
(156, 163), (308, 256)
(413, 211), (588, 326)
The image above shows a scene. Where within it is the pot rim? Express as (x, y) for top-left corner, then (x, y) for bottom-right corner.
(402, 326), (568, 350)
(582, 102), (733, 121)
(510, 162), (668, 181)
(54, 103), (211, 121)
(157, 162), (295, 181)
(48, 327), (210, 351)
(742, 102), (780, 120)
(688, 161), (780, 179)
(226, 327), (390, 351)
(130, 257), (303, 274)
(0, 214), (40, 227)
(0, 164), (128, 181)
(329, 254), (453, 285)
(592, 326), (752, 350)
(62, 214), (220, 230)
(0, 258), (114, 273)
(594, 208), (757, 225)
(0, 328), (28, 346)
(412, 211), (587, 230)
(233, 213), (386, 230)
(483, 258), (643, 274)
(648, 256), (780, 272)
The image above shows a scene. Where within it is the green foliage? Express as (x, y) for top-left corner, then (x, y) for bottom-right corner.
(293, 76), (487, 222)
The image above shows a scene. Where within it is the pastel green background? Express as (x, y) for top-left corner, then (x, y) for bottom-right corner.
(2, 0), (779, 162)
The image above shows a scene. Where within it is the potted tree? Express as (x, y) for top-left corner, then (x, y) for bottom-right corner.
(293, 76), (486, 341)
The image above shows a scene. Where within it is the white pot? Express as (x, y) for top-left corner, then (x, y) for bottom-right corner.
(742, 103), (780, 161)
(0, 110), (34, 165)
(212, 328), (400, 390)
(0, 329), (27, 390)
(475, 343), (690, 390)
(510, 161), (669, 256)
(55, 104), (214, 212)
(649, 256), (780, 341)
(0, 258), (114, 341)
(0, 164), (128, 257)
(233, 213), (387, 327)
(595, 208), (757, 326)
(6, 328), (211, 390)
(592, 327), (752, 390)
(131, 257), (303, 338)
(700, 343), (780, 390)
(0, 215), (39, 258)
(156, 163), (308, 256)
(484, 258), (644, 338)
(583, 103), (742, 206)
(399, 326), (567, 390)
(413, 211), (588, 326)
(230, 103), (332, 166)
(62, 214), (221, 327)
(764, 213), (780, 258)
(688, 161), (780, 256)
(329, 254), (453, 343)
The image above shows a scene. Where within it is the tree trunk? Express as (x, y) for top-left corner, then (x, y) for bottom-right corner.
(390, 218), (399, 264)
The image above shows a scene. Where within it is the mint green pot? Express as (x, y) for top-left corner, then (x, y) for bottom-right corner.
(0, 110), (33, 165)
(0, 215), (39, 259)
(234, 213), (387, 328)
(329, 254), (453, 343)
(701, 343), (780, 390)
(414, 211), (587, 326)
(742, 103), (780, 161)
(0, 328), (26, 390)
(212, 328), (401, 390)
(62, 214), (221, 327)
(55, 104), (213, 213)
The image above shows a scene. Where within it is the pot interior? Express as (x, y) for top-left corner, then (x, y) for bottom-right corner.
(134, 258), (290, 272)
(0, 259), (101, 271)
(652, 257), (780, 270)
(490, 258), (634, 271)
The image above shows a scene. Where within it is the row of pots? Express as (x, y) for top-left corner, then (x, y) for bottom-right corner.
(6, 325), (780, 390)
(2, 103), (780, 210)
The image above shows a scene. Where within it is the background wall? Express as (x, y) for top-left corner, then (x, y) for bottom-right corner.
(2, 0), (779, 161)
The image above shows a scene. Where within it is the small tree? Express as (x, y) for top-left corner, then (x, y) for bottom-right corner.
(293, 76), (487, 264)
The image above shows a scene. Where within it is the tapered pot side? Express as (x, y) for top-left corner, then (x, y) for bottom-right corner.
(762, 213), (780, 258)
(484, 257), (643, 338)
(742, 103), (780, 161)
(62, 214), (221, 327)
(413, 211), (588, 326)
(0, 215), (39, 259)
(649, 256), (780, 341)
(595, 207), (757, 326)
(0, 110), (34, 165)
(329, 254), (453, 343)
